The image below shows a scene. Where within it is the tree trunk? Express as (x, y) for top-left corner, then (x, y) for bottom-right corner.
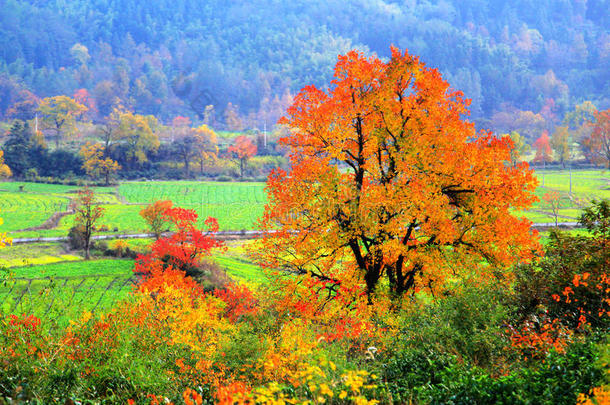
(84, 231), (91, 260)
(184, 155), (190, 178)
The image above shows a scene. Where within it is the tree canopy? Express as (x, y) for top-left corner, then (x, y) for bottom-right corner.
(257, 47), (541, 302)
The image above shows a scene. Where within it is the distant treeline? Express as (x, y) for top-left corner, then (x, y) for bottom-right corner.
(0, 0), (608, 129)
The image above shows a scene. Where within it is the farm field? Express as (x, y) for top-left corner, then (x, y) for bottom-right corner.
(0, 239), (265, 325)
(0, 242), (82, 267)
(118, 181), (266, 231)
(0, 171), (606, 240)
(0, 260), (136, 325)
(0, 180), (267, 239)
(516, 169), (610, 223)
(0, 169), (606, 319)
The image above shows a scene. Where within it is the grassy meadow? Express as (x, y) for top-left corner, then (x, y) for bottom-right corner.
(0, 169), (606, 240)
(0, 169), (605, 273)
(0, 180), (266, 239)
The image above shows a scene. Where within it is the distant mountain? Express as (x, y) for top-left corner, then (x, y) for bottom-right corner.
(1, 0), (608, 127)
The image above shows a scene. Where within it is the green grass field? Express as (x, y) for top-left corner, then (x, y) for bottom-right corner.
(0, 181), (267, 238)
(519, 169), (610, 223)
(0, 169), (608, 240)
(0, 242), (82, 267)
(213, 240), (267, 284)
(118, 181), (266, 231)
(0, 260), (136, 325)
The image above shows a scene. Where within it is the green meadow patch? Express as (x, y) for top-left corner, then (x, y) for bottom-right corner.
(0, 259), (136, 325)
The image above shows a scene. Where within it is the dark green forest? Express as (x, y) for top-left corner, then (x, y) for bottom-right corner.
(0, 0), (608, 130)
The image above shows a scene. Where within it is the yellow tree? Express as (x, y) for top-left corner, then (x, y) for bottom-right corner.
(172, 122), (217, 178)
(114, 110), (160, 170)
(550, 125), (571, 167)
(257, 47), (540, 302)
(0, 150), (11, 179)
(506, 131), (531, 166)
(194, 124), (219, 175)
(97, 106), (125, 154)
(37, 96), (88, 149)
(80, 142), (121, 185)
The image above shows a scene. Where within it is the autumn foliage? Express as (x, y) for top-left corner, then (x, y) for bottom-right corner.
(1, 48), (607, 405)
(533, 130), (553, 162)
(71, 187), (105, 260)
(227, 135), (257, 177)
(140, 200), (174, 239)
(257, 46), (540, 302)
(80, 142), (121, 185)
(136, 206), (224, 278)
(582, 109), (610, 166)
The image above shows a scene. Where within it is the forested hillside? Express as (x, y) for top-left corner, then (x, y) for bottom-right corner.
(1, 0), (608, 129)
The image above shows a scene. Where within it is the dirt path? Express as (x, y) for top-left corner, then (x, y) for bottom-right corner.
(16, 210), (74, 232)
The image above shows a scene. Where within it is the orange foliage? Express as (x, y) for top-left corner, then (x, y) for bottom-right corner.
(214, 283), (260, 322)
(140, 200), (173, 239)
(533, 130), (553, 162)
(228, 135), (257, 177)
(136, 206), (224, 276)
(577, 386), (610, 405)
(582, 109), (610, 166)
(257, 46), (540, 302)
(507, 318), (571, 361)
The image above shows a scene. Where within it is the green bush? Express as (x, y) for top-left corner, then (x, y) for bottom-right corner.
(511, 229), (610, 330)
(394, 285), (512, 371)
(416, 338), (605, 405)
(379, 334), (605, 404)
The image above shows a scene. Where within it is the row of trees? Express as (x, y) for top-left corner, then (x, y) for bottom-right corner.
(1, 94), (271, 183)
(506, 102), (610, 167)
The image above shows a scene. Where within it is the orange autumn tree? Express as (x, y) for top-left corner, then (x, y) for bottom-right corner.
(533, 130), (553, 163)
(257, 47), (540, 302)
(228, 135), (257, 177)
(582, 108), (610, 166)
(140, 200), (174, 239)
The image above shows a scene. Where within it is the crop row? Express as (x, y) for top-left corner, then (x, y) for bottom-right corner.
(0, 274), (135, 326)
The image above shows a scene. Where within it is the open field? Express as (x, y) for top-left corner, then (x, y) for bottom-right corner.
(0, 239), (266, 326)
(0, 170), (608, 242)
(0, 181), (266, 239)
(0, 260), (136, 325)
(513, 169), (610, 223)
(118, 181), (266, 231)
(0, 242), (82, 267)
